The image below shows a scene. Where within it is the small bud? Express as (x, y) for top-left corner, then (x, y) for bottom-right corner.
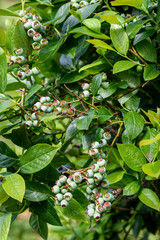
(89, 148), (99, 158)
(80, 0), (89, 7)
(61, 188), (68, 194)
(71, 3), (80, 9)
(31, 112), (38, 120)
(53, 100), (60, 107)
(87, 204), (95, 209)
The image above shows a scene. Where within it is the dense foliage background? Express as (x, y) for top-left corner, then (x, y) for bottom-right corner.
(0, 0), (160, 239)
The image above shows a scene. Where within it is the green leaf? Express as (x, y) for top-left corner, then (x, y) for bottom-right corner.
(87, 39), (115, 51)
(124, 111), (144, 140)
(98, 107), (112, 124)
(0, 212), (12, 240)
(62, 199), (88, 222)
(5, 21), (16, 54)
(65, 118), (80, 141)
(142, 161), (160, 179)
(0, 28), (5, 44)
(29, 214), (48, 240)
(25, 84), (42, 102)
(110, 24), (129, 55)
(96, 13), (120, 24)
(76, 110), (95, 130)
(91, 73), (103, 95)
(139, 132), (160, 146)
(0, 8), (19, 17)
(125, 95), (140, 111)
(0, 99), (16, 113)
(135, 39), (157, 63)
(30, 200), (62, 226)
(138, 188), (160, 211)
(14, 21), (30, 56)
(82, 18), (101, 33)
(133, 28), (156, 45)
(113, 60), (136, 74)
(110, 0), (142, 8)
(0, 48), (7, 93)
(123, 181), (141, 196)
(143, 64), (160, 81)
(2, 173), (25, 203)
(0, 141), (18, 168)
(20, 143), (61, 174)
(24, 181), (51, 202)
(117, 144), (146, 172)
(70, 26), (109, 39)
(0, 185), (9, 204)
(140, 128), (158, 162)
(62, 3), (99, 32)
(108, 147), (124, 169)
(60, 70), (89, 83)
(157, 0), (160, 23)
(72, 189), (89, 209)
(98, 82), (117, 98)
(106, 170), (124, 184)
(54, 3), (70, 25)
(79, 58), (107, 74)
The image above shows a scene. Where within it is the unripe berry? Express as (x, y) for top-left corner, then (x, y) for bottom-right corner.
(24, 19), (33, 29)
(59, 175), (67, 183)
(100, 139), (107, 147)
(71, 0), (78, 3)
(61, 199), (68, 208)
(86, 187), (92, 195)
(25, 11), (32, 19)
(98, 167), (106, 174)
(41, 105), (48, 112)
(60, 100), (67, 107)
(17, 71), (26, 80)
(91, 141), (100, 149)
(89, 148), (99, 158)
(32, 120), (39, 127)
(32, 67), (40, 75)
(40, 38), (48, 46)
(72, 3), (80, 9)
(94, 212), (101, 221)
(73, 173), (82, 183)
(101, 82), (109, 89)
(32, 42), (41, 50)
(102, 73), (107, 81)
(101, 152), (106, 159)
(25, 69), (32, 77)
(56, 180), (62, 187)
(33, 32), (42, 42)
(88, 208), (94, 217)
(61, 188), (68, 194)
(101, 179), (109, 188)
(91, 164), (99, 172)
(46, 96), (51, 102)
(25, 120), (33, 127)
(33, 14), (42, 21)
(90, 0), (96, 4)
(16, 56), (26, 64)
(103, 193), (114, 202)
(40, 96), (47, 104)
(97, 158), (106, 167)
(14, 48), (23, 56)
(96, 205), (103, 213)
(95, 192), (102, 199)
(54, 107), (62, 115)
(34, 102), (41, 110)
(92, 188), (98, 195)
(94, 173), (103, 182)
(80, 1), (89, 7)
(87, 203), (95, 209)
(56, 193), (63, 201)
(64, 192), (73, 201)
(27, 28), (36, 37)
(18, 10), (26, 17)
(52, 185), (60, 194)
(32, 20), (41, 30)
(81, 83), (90, 90)
(136, 65), (143, 73)
(31, 112), (38, 120)
(47, 106), (53, 113)
(10, 56), (17, 64)
(97, 197), (104, 205)
(55, 199), (61, 206)
(53, 100), (60, 107)
(87, 178), (94, 185)
(81, 90), (90, 99)
(103, 132), (111, 140)
(69, 181), (77, 190)
(86, 169), (94, 177)
(89, 184), (94, 189)
(103, 201), (111, 211)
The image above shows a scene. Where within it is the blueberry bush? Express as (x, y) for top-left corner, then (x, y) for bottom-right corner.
(0, 0), (160, 239)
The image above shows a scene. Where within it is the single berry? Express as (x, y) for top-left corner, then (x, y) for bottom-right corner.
(61, 199), (68, 208)
(32, 42), (41, 50)
(69, 181), (77, 190)
(61, 188), (68, 194)
(71, 3), (80, 9)
(18, 10), (26, 17)
(33, 102), (41, 110)
(32, 20), (41, 30)
(103, 193), (114, 202)
(40, 96), (47, 104)
(17, 71), (26, 80)
(33, 32), (42, 42)
(64, 192), (73, 201)
(25, 120), (33, 127)
(103, 132), (111, 140)
(73, 173), (82, 183)
(94, 212), (101, 221)
(96, 205), (103, 213)
(89, 148), (99, 158)
(81, 90), (90, 99)
(59, 175), (67, 183)
(56, 193), (63, 201)
(92, 188), (98, 195)
(98, 167), (106, 174)
(100, 139), (107, 147)
(103, 201), (111, 211)
(97, 158), (106, 167)
(87, 178), (94, 185)
(102, 73), (107, 81)
(56, 180), (62, 187)
(33, 14), (42, 21)
(40, 38), (48, 46)
(97, 197), (104, 205)
(86, 169), (94, 178)
(60, 100), (67, 107)
(32, 120), (39, 127)
(86, 187), (92, 195)
(41, 105), (48, 112)
(14, 48), (23, 56)
(88, 208), (94, 217)
(24, 19), (33, 29)
(94, 173), (103, 182)
(52, 185), (60, 194)
(91, 164), (99, 172)
(54, 107), (62, 115)
(91, 141), (100, 149)
(81, 83), (90, 90)
(25, 69), (32, 77)
(27, 28), (36, 37)
(16, 56), (26, 64)
(32, 67), (40, 75)
(25, 11), (32, 19)
(101, 82), (109, 89)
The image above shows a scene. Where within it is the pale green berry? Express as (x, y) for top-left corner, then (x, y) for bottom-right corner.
(47, 107), (52, 113)
(17, 71), (26, 80)
(24, 19), (33, 29)
(33, 33), (42, 42)
(64, 192), (73, 201)
(81, 90), (90, 99)
(102, 73), (107, 81)
(41, 105), (48, 112)
(73, 173), (82, 183)
(31, 112), (38, 120)
(56, 193), (63, 201)
(56, 180), (62, 187)
(61, 199), (68, 208)
(91, 141), (100, 149)
(97, 158), (106, 167)
(88, 203), (95, 209)
(25, 11), (32, 19)
(91, 164), (99, 172)
(94, 212), (101, 221)
(32, 120), (39, 127)
(25, 69), (32, 77)
(46, 96), (51, 102)
(40, 96), (47, 104)
(61, 188), (68, 194)
(18, 10), (26, 17)
(72, 3), (80, 9)
(96, 205), (103, 213)
(33, 14), (42, 21)
(103, 193), (114, 202)
(98, 167), (106, 174)
(101, 179), (109, 188)
(94, 173), (103, 182)
(15, 48), (23, 56)
(27, 28), (36, 37)
(103, 132), (111, 140)
(88, 178), (94, 185)
(52, 185), (60, 194)
(88, 208), (94, 217)
(81, 83), (90, 90)
(32, 20), (41, 30)
(16, 56), (26, 64)
(32, 42), (41, 50)
(86, 169), (94, 177)
(97, 197), (104, 205)
(101, 82), (109, 89)
(40, 39), (48, 46)
(54, 107), (62, 115)
(25, 120), (33, 127)
(92, 188), (98, 195)
(86, 187), (92, 195)
(100, 139), (107, 147)
(60, 100), (67, 107)
(59, 175), (67, 183)
(69, 181), (77, 190)
(34, 102), (41, 110)
(89, 148), (99, 158)
(103, 201), (111, 211)
(32, 67), (40, 75)
(101, 152), (106, 158)
(90, 0), (96, 4)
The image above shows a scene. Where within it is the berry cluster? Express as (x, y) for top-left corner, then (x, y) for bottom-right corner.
(80, 73), (109, 101)
(52, 131), (114, 222)
(24, 96), (73, 127)
(71, 0), (102, 10)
